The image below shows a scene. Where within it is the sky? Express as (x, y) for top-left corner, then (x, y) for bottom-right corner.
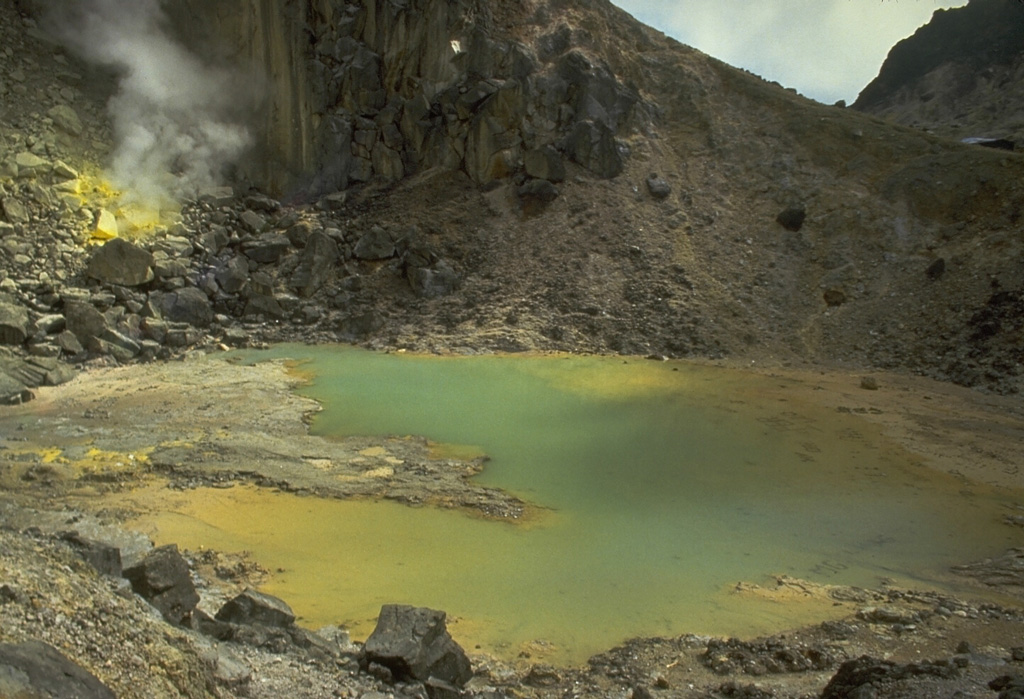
(609, 0), (969, 105)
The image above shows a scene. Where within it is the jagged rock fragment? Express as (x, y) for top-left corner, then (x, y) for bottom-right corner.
(123, 544), (199, 626)
(86, 238), (155, 286)
(216, 589), (296, 628)
(0, 641), (115, 699)
(289, 230), (339, 297)
(364, 604), (472, 686)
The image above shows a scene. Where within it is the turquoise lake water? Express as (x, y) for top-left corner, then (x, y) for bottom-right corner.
(138, 346), (1023, 662)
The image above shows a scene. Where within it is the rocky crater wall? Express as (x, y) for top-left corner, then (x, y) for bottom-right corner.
(170, 0), (643, 198)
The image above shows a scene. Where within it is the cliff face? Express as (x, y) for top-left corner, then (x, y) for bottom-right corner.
(853, 0), (1024, 141)
(7, 0), (1024, 392)
(169, 0), (652, 198)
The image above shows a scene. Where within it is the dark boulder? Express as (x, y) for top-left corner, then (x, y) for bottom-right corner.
(645, 173), (671, 199)
(286, 220), (316, 248)
(407, 261), (460, 299)
(823, 288), (846, 307)
(776, 206), (806, 232)
(243, 292), (287, 320)
(0, 370), (31, 404)
(518, 178), (560, 208)
(821, 655), (958, 698)
(215, 255), (251, 295)
(337, 310), (383, 340)
(65, 300), (109, 348)
(86, 238), (155, 287)
(0, 294), (29, 345)
(1, 356), (74, 390)
(0, 641), (115, 699)
(215, 589), (295, 628)
(60, 532), (123, 577)
(123, 544), (200, 626)
(565, 119), (623, 178)
(289, 231), (340, 298)
(238, 209), (267, 234)
(242, 234), (292, 264)
(990, 675), (1024, 699)
(97, 327), (141, 361)
(926, 257), (946, 280)
(160, 287), (213, 328)
(363, 604), (472, 686)
(244, 193), (282, 213)
(1, 196), (30, 224)
(353, 226), (396, 260)
(524, 146), (566, 182)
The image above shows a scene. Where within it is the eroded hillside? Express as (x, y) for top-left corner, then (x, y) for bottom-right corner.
(0, 0), (1022, 396)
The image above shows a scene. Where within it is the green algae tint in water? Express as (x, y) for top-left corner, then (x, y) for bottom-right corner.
(201, 346), (1021, 662)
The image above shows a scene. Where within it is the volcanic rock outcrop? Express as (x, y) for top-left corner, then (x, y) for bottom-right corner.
(854, 0), (1024, 143)
(168, 0), (644, 197)
(1, 0), (1023, 397)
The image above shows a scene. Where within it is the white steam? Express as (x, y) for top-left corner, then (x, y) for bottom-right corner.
(50, 0), (251, 203)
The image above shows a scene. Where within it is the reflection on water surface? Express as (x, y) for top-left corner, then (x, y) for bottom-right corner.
(124, 346), (1022, 664)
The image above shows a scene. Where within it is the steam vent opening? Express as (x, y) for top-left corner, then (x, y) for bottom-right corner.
(3, 0), (1024, 695)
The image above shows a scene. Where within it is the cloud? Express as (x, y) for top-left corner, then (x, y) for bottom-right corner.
(612, 0), (968, 104)
(44, 0), (252, 204)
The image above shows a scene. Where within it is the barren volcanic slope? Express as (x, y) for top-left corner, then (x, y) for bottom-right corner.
(854, 0), (1024, 143)
(0, 0), (1023, 395)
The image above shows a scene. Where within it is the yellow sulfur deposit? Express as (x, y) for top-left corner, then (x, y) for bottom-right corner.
(93, 208), (119, 239)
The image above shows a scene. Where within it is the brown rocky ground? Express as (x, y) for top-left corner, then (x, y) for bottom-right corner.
(1, 0), (1024, 697)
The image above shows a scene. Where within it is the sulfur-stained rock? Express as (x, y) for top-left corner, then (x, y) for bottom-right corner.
(93, 208), (119, 240)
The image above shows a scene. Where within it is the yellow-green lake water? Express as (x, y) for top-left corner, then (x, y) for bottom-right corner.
(128, 346), (1023, 664)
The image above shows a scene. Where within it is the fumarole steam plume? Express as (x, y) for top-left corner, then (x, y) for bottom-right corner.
(49, 0), (252, 205)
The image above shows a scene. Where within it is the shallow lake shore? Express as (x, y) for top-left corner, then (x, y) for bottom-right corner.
(2, 349), (1024, 697)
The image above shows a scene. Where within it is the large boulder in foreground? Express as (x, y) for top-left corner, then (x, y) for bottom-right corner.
(123, 544), (199, 626)
(0, 641), (115, 699)
(363, 605), (472, 686)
